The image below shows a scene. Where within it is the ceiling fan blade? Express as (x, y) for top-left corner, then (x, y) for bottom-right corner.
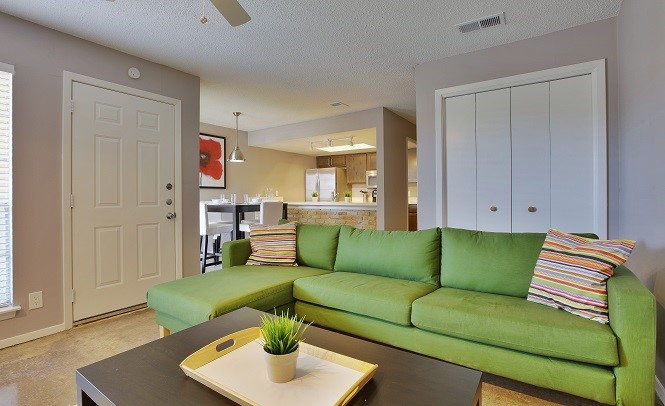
(210, 0), (251, 27)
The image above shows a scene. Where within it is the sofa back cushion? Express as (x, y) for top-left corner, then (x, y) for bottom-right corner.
(440, 228), (599, 297)
(441, 228), (549, 297)
(334, 226), (440, 285)
(296, 224), (341, 270)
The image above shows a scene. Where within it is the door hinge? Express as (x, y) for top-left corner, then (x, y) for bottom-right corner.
(70, 194), (75, 208)
(69, 100), (75, 113)
(71, 289), (75, 303)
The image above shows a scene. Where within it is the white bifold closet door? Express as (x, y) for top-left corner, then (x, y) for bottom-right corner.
(476, 88), (511, 231)
(444, 74), (595, 233)
(550, 75), (594, 232)
(510, 82), (551, 232)
(444, 94), (476, 230)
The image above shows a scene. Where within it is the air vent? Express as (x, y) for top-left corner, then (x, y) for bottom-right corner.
(456, 13), (505, 34)
(330, 101), (349, 108)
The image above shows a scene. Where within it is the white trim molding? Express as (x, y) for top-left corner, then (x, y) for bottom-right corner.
(61, 71), (183, 330)
(656, 376), (665, 405)
(0, 322), (65, 350)
(434, 59), (607, 237)
(0, 305), (20, 321)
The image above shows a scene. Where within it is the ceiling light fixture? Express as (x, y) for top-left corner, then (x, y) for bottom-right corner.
(313, 136), (374, 153)
(228, 112), (246, 163)
(200, 0), (208, 24)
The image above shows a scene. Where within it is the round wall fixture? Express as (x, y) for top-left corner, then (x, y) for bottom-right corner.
(128, 67), (141, 79)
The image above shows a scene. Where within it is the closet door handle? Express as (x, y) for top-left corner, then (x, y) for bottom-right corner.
(489, 206), (497, 212)
(528, 206), (537, 213)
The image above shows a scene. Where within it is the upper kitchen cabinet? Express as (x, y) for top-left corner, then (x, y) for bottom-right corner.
(330, 154), (347, 167)
(346, 153), (367, 184)
(366, 152), (377, 171)
(316, 155), (346, 168)
(316, 156), (331, 168)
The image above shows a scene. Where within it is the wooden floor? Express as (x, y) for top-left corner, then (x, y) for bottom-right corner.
(0, 308), (661, 405)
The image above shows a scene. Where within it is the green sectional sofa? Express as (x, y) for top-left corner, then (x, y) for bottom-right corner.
(147, 225), (656, 405)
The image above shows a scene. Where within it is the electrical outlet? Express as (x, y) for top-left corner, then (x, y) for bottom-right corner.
(28, 291), (43, 310)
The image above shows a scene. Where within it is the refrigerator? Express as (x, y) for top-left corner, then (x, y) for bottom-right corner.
(305, 168), (347, 201)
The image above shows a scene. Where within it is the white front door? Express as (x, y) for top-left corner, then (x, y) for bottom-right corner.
(71, 82), (176, 321)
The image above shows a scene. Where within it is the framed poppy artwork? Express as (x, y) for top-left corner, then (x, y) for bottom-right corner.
(199, 133), (226, 189)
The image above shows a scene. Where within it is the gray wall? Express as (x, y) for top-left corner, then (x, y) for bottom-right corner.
(0, 13), (200, 342)
(415, 18), (619, 237)
(616, 0), (665, 387)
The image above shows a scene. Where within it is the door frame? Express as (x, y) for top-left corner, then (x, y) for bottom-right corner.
(61, 72), (183, 329)
(434, 59), (607, 238)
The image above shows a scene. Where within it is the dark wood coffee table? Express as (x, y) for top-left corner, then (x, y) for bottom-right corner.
(77, 307), (482, 405)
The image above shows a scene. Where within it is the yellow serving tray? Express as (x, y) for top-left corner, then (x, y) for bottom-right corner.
(180, 327), (378, 406)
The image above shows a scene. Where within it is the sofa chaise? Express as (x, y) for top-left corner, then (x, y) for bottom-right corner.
(147, 225), (656, 405)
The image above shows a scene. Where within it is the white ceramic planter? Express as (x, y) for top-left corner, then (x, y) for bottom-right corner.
(344, 197), (351, 202)
(311, 197), (319, 202)
(264, 347), (299, 383)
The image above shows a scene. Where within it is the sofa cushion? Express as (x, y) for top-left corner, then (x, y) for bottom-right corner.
(334, 226), (441, 285)
(296, 224), (341, 270)
(147, 265), (330, 329)
(440, 228), (550, 297)
(527, 229), (635, 324)
(294, 272), (438, 326)
(411, 288), (618, 366)
(246, 222), (298, 266)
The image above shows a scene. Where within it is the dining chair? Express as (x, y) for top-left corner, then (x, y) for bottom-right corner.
(200, 202), (233, 273)
(238, 201), (284, 234)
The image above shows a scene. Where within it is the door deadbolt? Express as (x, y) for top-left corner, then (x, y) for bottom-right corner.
(166, 183), (173, 190)
(166, 198), (172, 205)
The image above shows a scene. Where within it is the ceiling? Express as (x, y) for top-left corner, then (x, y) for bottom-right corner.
(0, 1), (621, 131)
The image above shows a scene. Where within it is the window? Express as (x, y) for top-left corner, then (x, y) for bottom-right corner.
(0, 62), (14, 317)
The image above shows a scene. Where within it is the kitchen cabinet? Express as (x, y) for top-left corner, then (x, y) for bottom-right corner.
(346, 153), (367, 184)
(330, 154), (346, 167)
(316, 155), (346, 168)
(445, 75), (599, 234)
(366, 152), (377, 171)
(316, 156), (331, 168)
(408, 204), (417, 231)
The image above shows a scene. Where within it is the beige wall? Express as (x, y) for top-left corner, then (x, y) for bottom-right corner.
(415, 18), (619, 236)
(379, 108), (416, 230)
(616, 0), (665, 387)
(199, 123), (315, 203)
(0, 13), (200, 342)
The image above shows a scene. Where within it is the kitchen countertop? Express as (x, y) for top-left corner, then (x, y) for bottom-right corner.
(288, 201), (377, 210)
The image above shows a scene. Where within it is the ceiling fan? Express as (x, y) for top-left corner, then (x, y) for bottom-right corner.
(208, 0), (251, 27)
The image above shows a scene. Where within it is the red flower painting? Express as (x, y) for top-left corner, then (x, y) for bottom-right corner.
(199, 134), (226, 188)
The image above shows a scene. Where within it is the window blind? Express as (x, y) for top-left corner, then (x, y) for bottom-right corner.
(0, 64), (13, 308)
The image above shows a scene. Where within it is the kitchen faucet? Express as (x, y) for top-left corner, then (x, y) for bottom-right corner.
(331, 191), (339, 201)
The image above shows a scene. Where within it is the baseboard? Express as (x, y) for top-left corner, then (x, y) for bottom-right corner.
(0, 322), (66, 350)
(657, 376), (665, 405)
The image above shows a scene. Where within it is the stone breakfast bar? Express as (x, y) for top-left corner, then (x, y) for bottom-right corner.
(286, 202), (377, 230)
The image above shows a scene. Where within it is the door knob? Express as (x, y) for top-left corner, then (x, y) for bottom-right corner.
(528, 206), (537, 213)
(166, 212), (176, 220)
(166, 198), (173, 205)
(489, 206), (497, 212)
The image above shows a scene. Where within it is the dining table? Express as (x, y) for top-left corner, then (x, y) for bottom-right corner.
(206, 202), (288, 240)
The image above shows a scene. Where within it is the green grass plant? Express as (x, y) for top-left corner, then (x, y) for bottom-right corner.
(344, 191), (352, 197)
(259, 310), (311, 355)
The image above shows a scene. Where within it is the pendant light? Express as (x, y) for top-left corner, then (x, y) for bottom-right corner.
(228, 111), (246, 163)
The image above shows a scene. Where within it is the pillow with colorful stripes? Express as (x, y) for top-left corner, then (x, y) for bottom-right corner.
(246, 222), (298, 266)
(527, 229), (635, 324)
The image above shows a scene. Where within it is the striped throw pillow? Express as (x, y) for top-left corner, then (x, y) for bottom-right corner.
(527, 229), (635, 324)
(246, 222), (298, 266)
